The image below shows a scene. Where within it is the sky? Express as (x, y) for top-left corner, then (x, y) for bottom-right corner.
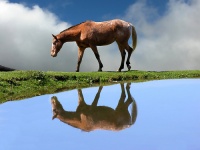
(0, 0), (200, 72)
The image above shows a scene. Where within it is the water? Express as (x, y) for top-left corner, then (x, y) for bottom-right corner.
(0, 79), (200, 150)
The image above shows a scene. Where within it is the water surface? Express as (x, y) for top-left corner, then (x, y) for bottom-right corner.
(0, 79), (200, 150)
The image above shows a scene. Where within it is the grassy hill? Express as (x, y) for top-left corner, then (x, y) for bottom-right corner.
(0, 70), (200, 103)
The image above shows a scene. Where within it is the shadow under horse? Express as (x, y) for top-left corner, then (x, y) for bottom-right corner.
(51, 83), (137, 132)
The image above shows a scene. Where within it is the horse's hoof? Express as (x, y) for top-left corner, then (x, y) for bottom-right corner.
(117, 69), (121, 72)
(98, 69), (102, 72)
(128, 65), (131, 71)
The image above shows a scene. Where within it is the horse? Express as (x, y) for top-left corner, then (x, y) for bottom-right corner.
(51, 83), (137, 132)
(51, 19), (137, 72)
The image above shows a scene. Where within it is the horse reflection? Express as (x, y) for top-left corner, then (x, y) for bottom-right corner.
(51, 83), (137, 132)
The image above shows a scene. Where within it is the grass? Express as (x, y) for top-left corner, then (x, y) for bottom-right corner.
(0, 70), (200, 103)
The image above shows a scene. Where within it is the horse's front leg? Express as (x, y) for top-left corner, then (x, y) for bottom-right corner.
(77, 89), (86, 106)
(92, 86), (103, 107)
(90, 45), (103, 71)
(76, 47), (85, 72)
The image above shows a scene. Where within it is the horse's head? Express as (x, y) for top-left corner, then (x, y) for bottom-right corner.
(51, 34), (63, 57)
(51, 96), (64, 120)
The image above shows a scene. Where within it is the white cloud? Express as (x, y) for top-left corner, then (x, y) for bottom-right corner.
(124, 0), (200, 71)
(0, 0), (76, 71)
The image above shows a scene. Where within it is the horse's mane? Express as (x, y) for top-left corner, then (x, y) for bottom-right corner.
(60, 21), (91, 33)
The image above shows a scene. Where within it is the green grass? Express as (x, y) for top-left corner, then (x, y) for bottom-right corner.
(1, 70), (200, 103)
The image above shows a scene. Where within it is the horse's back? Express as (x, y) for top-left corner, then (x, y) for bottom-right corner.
(91, 19), (131, 32)
(96, 19), (132, 42)
(80, 19), (131, 45)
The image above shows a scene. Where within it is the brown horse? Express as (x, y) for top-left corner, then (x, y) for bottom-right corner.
(51, 19), (137, 72)
(51, 83), (137, 132)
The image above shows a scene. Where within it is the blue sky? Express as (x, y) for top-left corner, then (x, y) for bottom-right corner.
(0, 0), (200, 71)
(8, 0), (168, 24)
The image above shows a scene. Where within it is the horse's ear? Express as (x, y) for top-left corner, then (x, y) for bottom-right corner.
(52, 34), (58, 41)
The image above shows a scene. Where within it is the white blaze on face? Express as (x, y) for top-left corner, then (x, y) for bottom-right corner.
(51, 43), (54, 50)
(51, 43), (56, 57)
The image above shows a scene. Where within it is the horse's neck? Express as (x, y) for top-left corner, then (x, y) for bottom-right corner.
(58, 28), (80, 42)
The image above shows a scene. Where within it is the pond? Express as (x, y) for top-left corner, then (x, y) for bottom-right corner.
(0, 79), (200, 150)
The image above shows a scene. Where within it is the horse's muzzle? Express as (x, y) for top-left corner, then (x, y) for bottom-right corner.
(51, 53), (57, 57)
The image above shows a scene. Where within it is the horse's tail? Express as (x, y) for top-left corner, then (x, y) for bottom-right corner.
(130, 97), (137, 125)
(131, 25), (137, 50)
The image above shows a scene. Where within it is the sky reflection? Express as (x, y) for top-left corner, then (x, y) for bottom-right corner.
(0, 79), (200, 150)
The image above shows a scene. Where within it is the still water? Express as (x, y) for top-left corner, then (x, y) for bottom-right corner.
(0, 79), (200, 150)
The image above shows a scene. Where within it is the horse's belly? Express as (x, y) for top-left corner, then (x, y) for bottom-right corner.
(94, 33), (115, 46)
(95, 39), (115, 46)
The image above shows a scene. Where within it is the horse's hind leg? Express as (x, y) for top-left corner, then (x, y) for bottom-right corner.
(116, 83), (126, 110)
(117, 43), (126, 72)
(125, 83), (133, 107)
(125, 44), (134, 71)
